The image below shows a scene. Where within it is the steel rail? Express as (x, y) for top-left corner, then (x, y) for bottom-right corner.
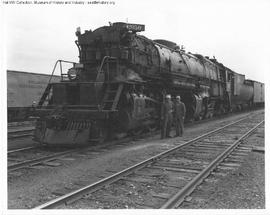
(8, 121), (34, 128)
(8, 133), (33, 139)
(8, 128), (35, 139)
(8, 148), (80, 172)
(8, 135), (134, 172)
(33, 115), (257, 209)
(8, 146), (37, 154)
(161, 120), (264, 208)
(8, 128), (34, 134)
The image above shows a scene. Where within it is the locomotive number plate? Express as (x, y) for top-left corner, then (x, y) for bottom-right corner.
(126, 23), (145, 32)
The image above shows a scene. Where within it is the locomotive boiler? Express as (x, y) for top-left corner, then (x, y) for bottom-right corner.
(33, 22), (264, 145)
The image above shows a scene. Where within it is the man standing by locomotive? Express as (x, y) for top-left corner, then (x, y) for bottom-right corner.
(174, 95), (186, 137)
(161, 94), (173, 139)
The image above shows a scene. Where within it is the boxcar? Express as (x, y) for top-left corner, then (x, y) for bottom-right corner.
(7, 70), (60, 122)
(252, 80), (265, 104)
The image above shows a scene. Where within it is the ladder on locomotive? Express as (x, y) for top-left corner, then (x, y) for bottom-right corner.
(38, 84), (52, 106)
(102, 83), (123, 111)
(96, 57), (123, 111)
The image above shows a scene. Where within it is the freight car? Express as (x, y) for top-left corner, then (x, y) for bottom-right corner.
(7, 70), (60, 122)
(33, 22), (264, 145)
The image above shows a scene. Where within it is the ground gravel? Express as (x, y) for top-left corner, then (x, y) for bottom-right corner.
(8, 110), (264, 209)
(180, 124), (265, 209)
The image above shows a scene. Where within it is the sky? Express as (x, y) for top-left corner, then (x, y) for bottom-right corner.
(2, 0), (270, 83)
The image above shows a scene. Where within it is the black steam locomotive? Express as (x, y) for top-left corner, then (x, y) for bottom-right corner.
(33, 22), (264, 145)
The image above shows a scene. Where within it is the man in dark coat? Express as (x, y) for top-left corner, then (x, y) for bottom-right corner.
(161, 94), (173, 139)
(174, 95), (186, 137)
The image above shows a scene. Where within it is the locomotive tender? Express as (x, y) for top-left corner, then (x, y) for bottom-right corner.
(33, 22), (264, 145)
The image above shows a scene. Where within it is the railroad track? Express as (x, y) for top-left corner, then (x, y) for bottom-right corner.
(8, 128), (35, 139)
(33, 112), (264, 209)
(8, 110), (262, 173)
(6, 108), (261, 141)
(8, 146), (38, 154)
(7, 135), (138, 172)
(8, 147), (81, 172)
(8, 121), (35, 128)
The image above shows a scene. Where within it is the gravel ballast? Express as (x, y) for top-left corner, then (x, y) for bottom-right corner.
(8, 110), (265, 209)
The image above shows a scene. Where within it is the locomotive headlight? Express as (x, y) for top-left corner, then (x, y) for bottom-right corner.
(67, 63), (83, 80)
(68, 68), (78, 80)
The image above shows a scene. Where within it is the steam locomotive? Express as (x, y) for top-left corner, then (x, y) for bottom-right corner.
(33, 22), (264, 145)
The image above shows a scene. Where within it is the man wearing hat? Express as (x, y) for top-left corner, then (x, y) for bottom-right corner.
(161, 94), (173, 139)
(174, 95), (186, 137)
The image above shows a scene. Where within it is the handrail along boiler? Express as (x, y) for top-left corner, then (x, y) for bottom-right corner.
(33, 22), (264, 145)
